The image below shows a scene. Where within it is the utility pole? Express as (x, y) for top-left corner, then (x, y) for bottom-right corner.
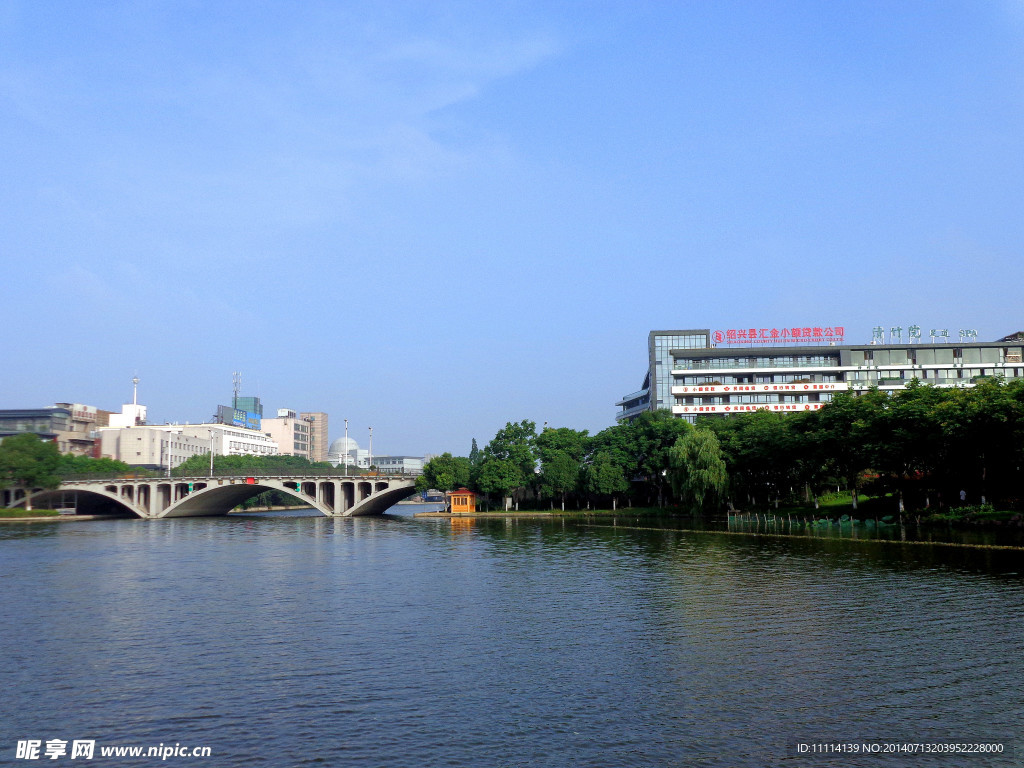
(209, 428), (216, 477)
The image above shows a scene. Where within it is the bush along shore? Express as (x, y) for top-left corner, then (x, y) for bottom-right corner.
(0, 509), (60, 518)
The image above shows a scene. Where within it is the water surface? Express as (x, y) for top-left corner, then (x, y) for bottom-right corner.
(2, 506), (1021, 766)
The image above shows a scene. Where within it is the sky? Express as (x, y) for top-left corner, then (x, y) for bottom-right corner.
(3, 0), (1024, 456)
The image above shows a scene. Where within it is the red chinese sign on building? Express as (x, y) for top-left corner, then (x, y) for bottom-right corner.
(711, 326), (845, 345)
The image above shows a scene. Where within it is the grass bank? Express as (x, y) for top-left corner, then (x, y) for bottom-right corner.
(0, 509), (60, 517)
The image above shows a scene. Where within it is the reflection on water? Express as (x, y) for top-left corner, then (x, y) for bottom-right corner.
(1, 506), (1021, 767)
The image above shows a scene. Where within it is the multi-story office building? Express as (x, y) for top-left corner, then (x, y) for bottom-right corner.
(261, 409), (313, 459)
(618, 327), (1024, 423)
(0, 404), (112, 456)
(300, 411), (328, 463)
(0, 408), (72, 442)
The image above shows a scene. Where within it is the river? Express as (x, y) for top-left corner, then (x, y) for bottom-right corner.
(1, 505), (1021, 767)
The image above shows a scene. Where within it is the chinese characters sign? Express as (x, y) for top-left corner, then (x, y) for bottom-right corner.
(873, 326), (978, 344)
(711, 327), (845, 345)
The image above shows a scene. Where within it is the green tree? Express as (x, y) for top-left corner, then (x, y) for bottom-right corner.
(709, 410), (802, 509)
(477, 458), (522, 510)
(483, 420), (538, 505)
(629, 410), (693, 506)
(485, 420), (538, 477)
(416, 453), (471, 493)
(939, 377), (1024, 506)
(171, 452), (348, 478)
(0, 434), (62, 510)
(814, 389), (887, 510)
(535, 426), (590, 464)
(536, 426), (588, 510)
(539, 451), (579, 510)
(582, 451), (629, 509)
(56, 454), (133, 478)
(668, 429), (728, 514)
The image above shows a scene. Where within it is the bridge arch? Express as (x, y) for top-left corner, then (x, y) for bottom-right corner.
(156, 481), (327, 518)
(154, 477), (415, 518)
(13, 488), (144, 518)
(346, 482), (418, 516)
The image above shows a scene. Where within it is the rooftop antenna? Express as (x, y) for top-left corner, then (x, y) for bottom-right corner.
(132, 375), (140, 405)
(232, 371), (241, 409)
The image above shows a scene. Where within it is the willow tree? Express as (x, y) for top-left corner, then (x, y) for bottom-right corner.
(668, 428), (728, 515)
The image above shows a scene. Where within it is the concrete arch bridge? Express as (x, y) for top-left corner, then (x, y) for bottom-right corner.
(4, 475), (416, 519)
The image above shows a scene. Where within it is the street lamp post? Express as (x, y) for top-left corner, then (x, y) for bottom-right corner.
(368, 426), (373, 470)
(344, 419), (349, 476)
(209, 429), (216, 477)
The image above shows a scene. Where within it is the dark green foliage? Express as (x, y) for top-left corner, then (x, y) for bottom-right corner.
(171, 453), (354, 477)
(582, 452), (629, 505)
(416, 452), (471, 492)
(56, 454), (133, 478)
(0, 433), (62, 491)
(477, 420), (539, 504)
(476, 458), (522, 501)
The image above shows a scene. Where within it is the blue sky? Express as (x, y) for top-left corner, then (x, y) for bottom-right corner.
(3, 1), (1023, 456)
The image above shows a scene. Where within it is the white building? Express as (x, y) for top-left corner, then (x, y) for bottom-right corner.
(371, 456), (426, 475)
(327, 437), (361, 469)
(326, 437), (425, 474)
(100, 423), (279, 470)
(100, 426), (211, 469)
(619, 327), (1024, 423)
(194, 423), (278, 459)
(108, 377), (147, 428)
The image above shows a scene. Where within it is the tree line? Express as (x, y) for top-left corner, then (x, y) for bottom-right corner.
(4, 377), (1023, 515)
(418, 378), (1024, 515)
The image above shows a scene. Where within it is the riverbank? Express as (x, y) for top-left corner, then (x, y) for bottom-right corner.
(414, 507), (669, 519)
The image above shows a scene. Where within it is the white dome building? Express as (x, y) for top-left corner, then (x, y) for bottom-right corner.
(327, 437), (359, 467)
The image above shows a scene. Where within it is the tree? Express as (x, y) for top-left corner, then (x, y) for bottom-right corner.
(477, 458), (522, 510)
(0, 434), (62, 511)
(416, 453), (471, 493)
(629, 410), (693, 506)
(815, 389), (887, 510)
(485, 420), (538, 477)
(536, 426), (588, 510)
(583, 451), (629, 509)
(668, 429), (728, 514)
(56, 454), (132, 478)
(539, 452), (579, 510)
(939, 377), (1024, 506)
(171, 453), (352, 478)
(535, 427), (589, 464)
(483, 420), (538, 505)
(708, 410), (801, 509)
